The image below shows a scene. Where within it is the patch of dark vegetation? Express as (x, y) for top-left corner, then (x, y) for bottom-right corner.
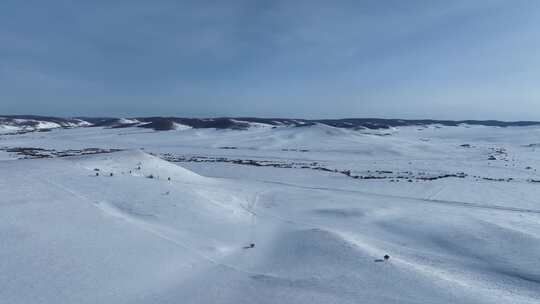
(482, 177), (514, 182)
(281, 148), (310, 152)
(161, 153), (471, 182)
(136, 117), (253, 131)
(486, 147), (509, 162)
(415, 173), (467, 181)
(79, 117), (125, 127)
(138, 119), (175, 131)
(111, 123), (139, 129)
(313, 118), (540, 129)
(4, 147), (51, 158)
(132, 117), (540, 131)
(0, 147), (122, 159)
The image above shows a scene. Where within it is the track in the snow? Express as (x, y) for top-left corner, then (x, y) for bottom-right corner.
(238, 178), (540, 215)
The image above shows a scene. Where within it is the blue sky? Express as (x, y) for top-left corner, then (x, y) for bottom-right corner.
(1, 0), (540, 119)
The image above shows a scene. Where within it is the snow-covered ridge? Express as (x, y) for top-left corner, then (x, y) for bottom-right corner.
(2, 115), (540, 134)
(0, 116), (89, 134)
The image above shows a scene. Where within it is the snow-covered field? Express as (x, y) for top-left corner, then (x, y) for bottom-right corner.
(1, 124), (540, 303)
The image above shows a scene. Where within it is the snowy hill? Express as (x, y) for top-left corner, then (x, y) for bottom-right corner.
(0, 115), (90, 134)
(1, 122), (540, 303)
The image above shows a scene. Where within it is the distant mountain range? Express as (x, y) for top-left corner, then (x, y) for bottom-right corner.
(1, 115), (540, 134)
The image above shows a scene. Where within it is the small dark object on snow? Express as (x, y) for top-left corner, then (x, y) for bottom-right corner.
(110, 173), (114, 177)
(95, 172), (99, 176)
(243, 243), (255, 249)
(375, 254), (391, 263)
(168, 177), (171, 181)
(93, 168), (100, 171)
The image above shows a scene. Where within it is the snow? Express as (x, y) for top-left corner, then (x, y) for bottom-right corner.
(0, 118), (66, 133)
(118, 118), (140, 125)
(172, 122), (192, 130)
(230, 119), (274, 128)
(0, 124), (20, 133)
(74, 119), (93, 127)
(0, 124), (539, 303)
(35, 121), (61, 129)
